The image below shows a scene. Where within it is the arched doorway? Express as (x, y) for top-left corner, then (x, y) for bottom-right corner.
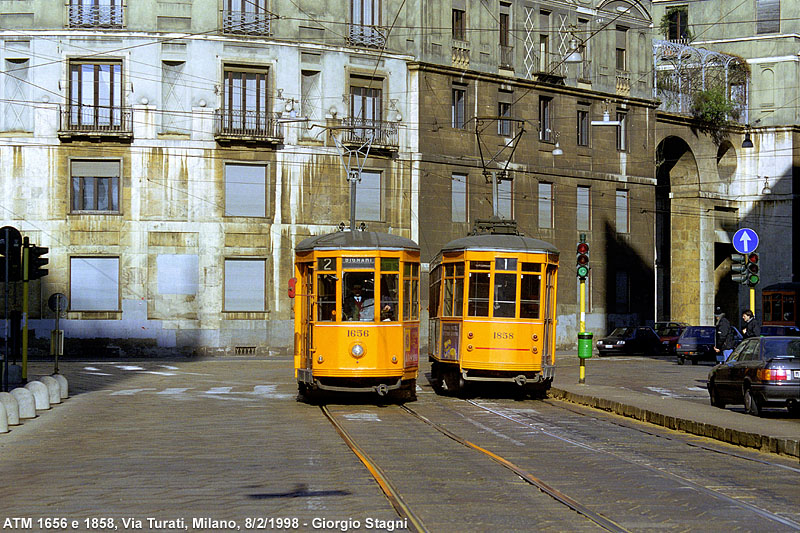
(656, 136), (699, 322)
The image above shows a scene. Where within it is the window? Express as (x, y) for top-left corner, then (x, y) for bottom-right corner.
(70, 257), (119, 311)
(225, 163), (267, 217)
(538, 182), (553, 229)
(539, 96), (552, 141)
(616, 111), (627, 151)
(223, 0), (270, 35)
(756, 0), (780, 34)
(539, 10), (550, 71)
(577, 108), (589, 146)
(380, 258), (399, 322)
(494, 259), (517, 318)
(69, 0), (123, 28)
(451, 173), (467, 223)
(355, 170), (382, 221)
(442, 263), (465, 317)
(353, 0), (380, 27)
(616, 190), (629, 233)
(69, 61), (123, 129)
(452, 85), (466, 129)
(343, 270), (375, 322)
(498, 90), (512, 135)
(71, 160), (120, 213)
(616, 26), (628, 71)
(402, 262), (420, 320)
(4, 59), (30, 132)
(224, 259), (266, 311)
(162, 61), (189, 134)
(349, 0), (384, 47)
(666, 6), (689, 40)
(452, 9), (466, 40)
(577, 186), (591, 231)
(499, 3), (510, 47)
(222, 66), (268, 134)
(520, 263), (541, 319)
(350, 76), (382, 133)
(497, 178), (513, 219)
(301, 70), (322, 122)
(467, 262), (490, 317)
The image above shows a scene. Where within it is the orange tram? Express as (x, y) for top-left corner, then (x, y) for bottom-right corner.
(293, 230), (421, 400)
(428, 222), (559, 396)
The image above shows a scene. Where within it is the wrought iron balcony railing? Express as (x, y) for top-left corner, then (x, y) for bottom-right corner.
(222, 10), (272, 36)
(58, 105), (132, 139)
(214, 108), (283, 143)
(68, 4), (124, 28)
(339, 117), (398, 149)
(347, 24), (387, 49)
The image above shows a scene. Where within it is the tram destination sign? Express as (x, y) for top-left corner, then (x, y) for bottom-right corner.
(342, 257), (375, 269)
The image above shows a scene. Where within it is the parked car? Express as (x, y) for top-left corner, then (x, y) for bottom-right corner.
(596, 327), (662, 356)
(761, 325), (800, 337)
(707, 336), (800, 416)
(654, 321), (689, 355)
(675, 325), (743, 365)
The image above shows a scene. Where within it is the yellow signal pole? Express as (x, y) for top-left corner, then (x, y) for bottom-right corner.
(579, 277), (586, 384)
(750, 286), (755, 315)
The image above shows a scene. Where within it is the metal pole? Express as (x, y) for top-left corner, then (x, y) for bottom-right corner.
(749, 286), (755, 316)
(22, 237), (29, 383)
(3, 228), (9, 392)
(349, 176), (357, 231)
(579, 277), (586, 384)
(54, 295), (61, 374)
(491, 171), (498, 217)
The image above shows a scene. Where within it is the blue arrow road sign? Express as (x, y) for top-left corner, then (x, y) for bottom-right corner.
(733, 228), (759, 254)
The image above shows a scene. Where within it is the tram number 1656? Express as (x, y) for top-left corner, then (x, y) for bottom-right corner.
(493, 331), (514, 340)
(347, 329), (370, 338)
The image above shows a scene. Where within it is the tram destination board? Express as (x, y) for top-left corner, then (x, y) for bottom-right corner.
(342, 257), (375, 269)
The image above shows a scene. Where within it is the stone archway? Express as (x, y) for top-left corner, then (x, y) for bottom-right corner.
(656, 136), (701, 323)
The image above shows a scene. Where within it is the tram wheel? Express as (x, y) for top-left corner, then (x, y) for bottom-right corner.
(394, 379), (417, 403)
(443, 369), (461, 394)
(297, 382), (316, 404)
(429, 362), (445, 394)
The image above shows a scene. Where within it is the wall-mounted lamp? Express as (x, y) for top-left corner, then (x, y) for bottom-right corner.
(565, 37), (583, 64)
(761, 176), (771, 195)
(742, 132), (754, 148)
(328, 106), (338, 118)
(551, 132), (563, 156)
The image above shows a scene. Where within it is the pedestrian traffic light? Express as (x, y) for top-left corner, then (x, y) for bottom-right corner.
(576, 236), (589, 279)
(27, 244), (48, 280)
(746, 252), (759, 286)
(730, 253), (748, 285)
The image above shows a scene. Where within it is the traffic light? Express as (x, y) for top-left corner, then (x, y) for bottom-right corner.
(730, 253), (748, 285)
(27, 244), (48, 280)
(746, 252), (759, 286)
(0, 249), (21, 281)
(576, 236), (589, 279)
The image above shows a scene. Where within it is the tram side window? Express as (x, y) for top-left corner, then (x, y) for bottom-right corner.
(380, 273), (399, 321)
(343, 272), (375, 321)
(468, 271), (490, 317)
(494, 273), (516, 318)
(442, 263), (465, 317)
(429, 265), (441, 319)
(520, 273), (541, 319)
(317, 274), (337, 321)
(404, 263), (420, 320)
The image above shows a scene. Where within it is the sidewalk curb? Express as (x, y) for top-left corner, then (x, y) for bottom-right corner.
(550, 386), (800, 459)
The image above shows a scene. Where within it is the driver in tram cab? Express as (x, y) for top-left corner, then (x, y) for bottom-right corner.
(344, 284), (375, 321)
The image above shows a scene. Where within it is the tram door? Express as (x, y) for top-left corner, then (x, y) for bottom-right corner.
(542, 264), (557, 366)
(298, 264), (314, 373)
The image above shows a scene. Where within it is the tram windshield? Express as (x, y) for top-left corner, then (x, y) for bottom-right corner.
(343, 272), (375, 321)
(318, 273), (337, 321)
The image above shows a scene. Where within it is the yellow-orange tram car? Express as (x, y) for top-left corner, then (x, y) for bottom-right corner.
(428, 223), (559, 396)
(293, 230), (421, 400)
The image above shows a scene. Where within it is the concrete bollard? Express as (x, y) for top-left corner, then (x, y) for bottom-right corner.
(52, 374), (69, 399)
(25, 381), (50, 411)
(10, 388), (36, 419)
(0, 392), (20, 425)
(39, 376), (61, 405)
(0, 403), (7, 433)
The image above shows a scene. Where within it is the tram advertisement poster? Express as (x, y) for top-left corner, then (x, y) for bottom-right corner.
(441, 323), (460, 361)
(404, 326), (419, 367)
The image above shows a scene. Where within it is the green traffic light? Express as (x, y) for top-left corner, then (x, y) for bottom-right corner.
(749, 274), (759, 285)
(577, 265), (589, 278)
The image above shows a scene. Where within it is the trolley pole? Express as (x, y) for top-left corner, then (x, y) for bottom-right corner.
(349, 170), (358, 231)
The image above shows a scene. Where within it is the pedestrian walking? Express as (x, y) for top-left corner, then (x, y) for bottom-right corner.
(713, 307), (735, 363)
(741, 309), (761, 339)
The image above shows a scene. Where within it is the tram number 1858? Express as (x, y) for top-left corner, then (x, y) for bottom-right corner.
(347, 329), (370, 338)
(493, 332), (514, 340)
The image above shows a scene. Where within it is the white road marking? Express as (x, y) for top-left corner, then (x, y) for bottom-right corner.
(157, 388), (191, 395)
(343, 413), (382, 422)
(115, 365), (144, 371)
(144, 371), (177, 376)
(111, 388), (157, 396)
(84, 372), (112, 376)
(205, 387), (234, 394)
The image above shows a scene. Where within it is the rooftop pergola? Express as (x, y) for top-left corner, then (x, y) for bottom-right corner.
(654, 39), (749, 124)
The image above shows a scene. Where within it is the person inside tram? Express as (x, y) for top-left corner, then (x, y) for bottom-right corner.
(343, 276), (374, 321)
(380, 277), (399, 321)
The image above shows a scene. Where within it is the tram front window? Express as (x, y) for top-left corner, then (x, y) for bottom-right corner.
(380, 273), (399, 321)
(494, 273), (516, 318)
(520, 273), (541, 318)
(343, 273), (375, 321)
(318, 274), (337, 321)
(468, 271), (490, 317)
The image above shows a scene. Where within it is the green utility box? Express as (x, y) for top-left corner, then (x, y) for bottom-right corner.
(577, 332), (593, 359)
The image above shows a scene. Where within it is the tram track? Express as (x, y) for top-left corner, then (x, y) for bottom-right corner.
(465, 398), (800, 531)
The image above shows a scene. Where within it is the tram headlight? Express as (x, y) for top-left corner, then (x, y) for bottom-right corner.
(350, 343), (366, 359)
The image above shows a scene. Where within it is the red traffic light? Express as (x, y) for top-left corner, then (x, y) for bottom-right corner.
(577, 242), (589, 254)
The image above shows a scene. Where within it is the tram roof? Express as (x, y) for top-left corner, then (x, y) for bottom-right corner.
(440, 233), (559, 255)
(296, 230), (419, 252)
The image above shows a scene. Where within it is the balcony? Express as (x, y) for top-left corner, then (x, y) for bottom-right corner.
(214, 109), (283, 144)
(58, 105), (132, 141)
(452, 40), (470, 69)
(616, 71), (631, 96)
(222, 10), (272, 36)
(338, 117), (398, 151)
(346, 24), (387, 49)
(68, 4), (124, 28)
(499, 45), (513, 70)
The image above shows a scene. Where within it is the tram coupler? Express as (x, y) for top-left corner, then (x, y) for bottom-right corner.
(375, 383), (389, 396)
(513, 374), (528, 387)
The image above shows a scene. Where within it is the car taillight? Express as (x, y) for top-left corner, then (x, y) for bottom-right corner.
(757, 368), (789, 381)
(676, 344), (681, 349)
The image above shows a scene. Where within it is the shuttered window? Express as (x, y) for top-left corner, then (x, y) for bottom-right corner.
(71, 159), (120, 213)
(224, 259), (266, 311)
(757, 0), (780, 34)
(225, 163), (267, 217)
(70, 257), (119, 311)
